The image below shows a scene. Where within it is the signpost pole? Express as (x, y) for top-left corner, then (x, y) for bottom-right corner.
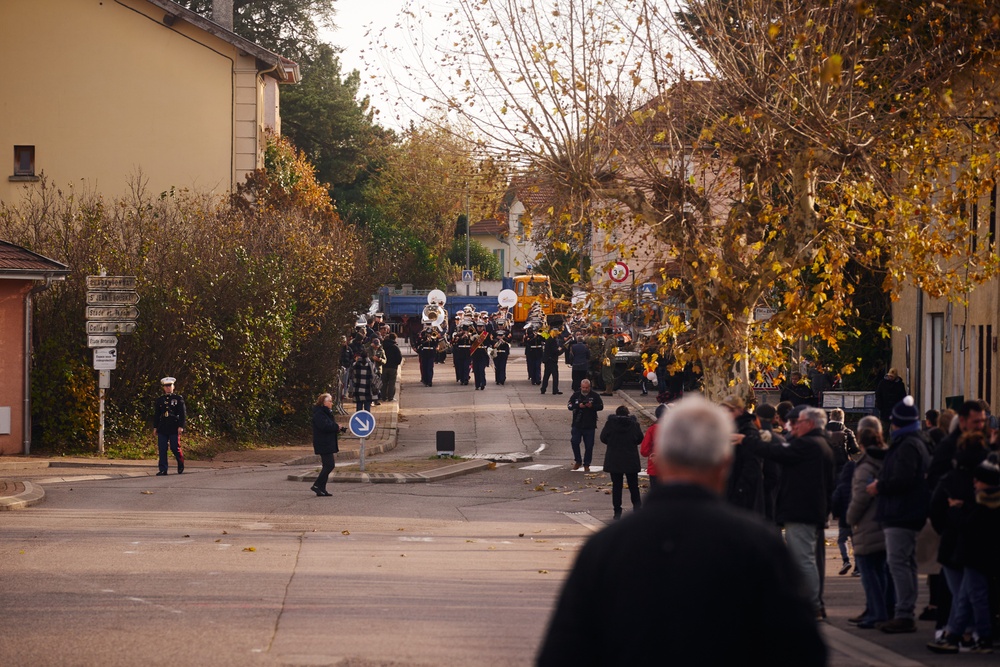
(98, 387), (105, 455)
(359, 437), (366, 472)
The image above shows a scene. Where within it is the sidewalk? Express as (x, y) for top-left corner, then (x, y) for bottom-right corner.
(0, 374), (404, 508)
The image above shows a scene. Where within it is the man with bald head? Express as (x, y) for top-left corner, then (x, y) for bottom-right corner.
(538, 396), (826, 666)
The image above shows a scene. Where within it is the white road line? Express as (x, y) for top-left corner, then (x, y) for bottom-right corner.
(558, 511), (605, 533)
(821, 624), (927, 667)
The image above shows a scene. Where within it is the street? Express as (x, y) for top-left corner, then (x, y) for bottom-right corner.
(0, 348), (995, 666)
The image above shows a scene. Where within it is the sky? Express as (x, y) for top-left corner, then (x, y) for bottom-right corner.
(318, 0), (436, 130)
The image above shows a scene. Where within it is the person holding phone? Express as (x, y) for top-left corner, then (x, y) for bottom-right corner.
(311, 393), (345, 497)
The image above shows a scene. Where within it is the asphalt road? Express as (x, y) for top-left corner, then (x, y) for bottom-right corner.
(1, 349), (995, 666)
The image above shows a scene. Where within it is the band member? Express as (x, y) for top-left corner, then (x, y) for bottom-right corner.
(525, 328), (544, 385)
(493, 332), (511, 385)
(453, 327), (472, 385)
(541, 328), (565, 395)
(471, 325), (491, 390)
(418, 329), (439, 386)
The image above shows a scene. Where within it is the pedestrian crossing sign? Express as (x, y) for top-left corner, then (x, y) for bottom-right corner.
(462, 270), (474, 282)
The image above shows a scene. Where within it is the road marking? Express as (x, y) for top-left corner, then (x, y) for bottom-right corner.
(558, 511), (605, 533)
(519, 464), (561, 471)
(821, 624), (927, 667)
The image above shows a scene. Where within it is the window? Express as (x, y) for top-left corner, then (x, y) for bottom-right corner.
(14, 146), (35, 176)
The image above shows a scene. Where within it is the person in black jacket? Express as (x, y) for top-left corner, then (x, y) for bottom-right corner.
(720, 395), (765, 516)
(492, 332), (510, 385)
(875, 368), (908, 427)
(743, 405), (835, 617)
(541, 329), (565, 395)
(779, 372), (815, 407)
(567, 379), (603, 471)
(311, 393), (344, 497)
(866, 395), (932, 634)
(381, 334), (402, 401)
(600, 406), (644, 519)
(537, 396), (826, 667)
(524, 328), (544, 385)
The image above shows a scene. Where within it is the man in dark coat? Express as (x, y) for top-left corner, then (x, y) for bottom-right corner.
(875, 368), (908, 424)
(524, 328), (544, 385)
(720, 395), (765, 516)
(153, 376), (186, 475)
(381, 334), (402, 401)
(744, 405), (835, 617)
(866, 395), (931, 634)
(568, 336), (590, 392)
(537, 396), (826, 667)
(600, 405), (643, 519)
(567, 379), (603, 471)
(780, 371), (815, 406)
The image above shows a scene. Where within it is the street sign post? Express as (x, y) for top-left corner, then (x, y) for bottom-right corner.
(609, 261), (629, 283)
(86, 291), (140, 305)
(93, 348), (118, 370)
(86, 306), (139, 320)
(349, 410), (377, 472)
(86, 275), (139, 455)
(86, 275), (137, 290)
(87, 321), (137, 334)
(87, 334), (119, 348)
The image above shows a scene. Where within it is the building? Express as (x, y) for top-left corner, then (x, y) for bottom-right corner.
(0, 242), (69, 455)
(0, 0), (300, 204)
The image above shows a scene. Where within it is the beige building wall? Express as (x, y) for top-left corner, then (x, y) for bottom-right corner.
(0, 281), (31, 456)
(892, 190), (1000, 414)
(0, 0), (253, 203)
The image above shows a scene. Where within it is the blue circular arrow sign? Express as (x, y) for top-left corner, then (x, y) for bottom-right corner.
(349, 410), (376, 438)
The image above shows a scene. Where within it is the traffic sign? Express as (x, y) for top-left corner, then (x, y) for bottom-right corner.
(86, 275), (137, 290)
(639, 282), (657, 299)
(86, 290), (139, 305)
(86, 306), (139, 320)
(87, 334), (119, 348)
(93, 348), (118, 370)
(609, 261), (630, 283)
(349, 410), (376, 438)
(87, 321), (137, 334)
(462, 269), (474, 283)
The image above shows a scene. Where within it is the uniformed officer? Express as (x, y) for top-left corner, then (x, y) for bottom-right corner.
(153, 377), (186, 475)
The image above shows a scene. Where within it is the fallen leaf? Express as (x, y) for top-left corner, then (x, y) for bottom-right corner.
(488, 546), (496, 550)
(538, 570), (549, 574)
(518, 533), (525, 537)
(342, 530), (350, 535)
(400, 554), (406, 557)
(397, 528), (405, 531)
(141, 491), (154, 495)
(182, 535), (190, 538)
(222, 531), (228, 535)
(243, 547), (256, 552)
(215, 539), (221, 543)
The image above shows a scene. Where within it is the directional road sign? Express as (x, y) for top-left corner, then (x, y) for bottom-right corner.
(93, 348), (118, 370)
(87, 321), (137, 334)
(87, 335), (119, 348)
(86, 306), (139, 320)
(87, 291), (140, 306)
(86, 275), (137, 290)
(349, 410), (376, 438)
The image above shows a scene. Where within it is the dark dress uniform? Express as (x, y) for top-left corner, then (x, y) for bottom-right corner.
(493, 338), (511, 385)
(153, 389), (186, 475)
(418, 333), (438, 386)
(525, 330), (544, 384)
(453, 331), (472, 385)
(541, 334), (564, 394)
(471, 329), (491, 390)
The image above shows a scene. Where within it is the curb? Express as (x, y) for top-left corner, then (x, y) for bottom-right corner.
(287, 459), (491, 484)
(0, 481), (45, 510)
(616, 390), (658, 422)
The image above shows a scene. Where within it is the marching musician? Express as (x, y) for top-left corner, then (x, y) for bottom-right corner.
(541, 327), (565, 395)
(525, 328), (544, 385)
(417, 329), (439, 387)
(493, 331), (511, 386)
(471, 323), (491, 390)
(454, 326), (472, 385)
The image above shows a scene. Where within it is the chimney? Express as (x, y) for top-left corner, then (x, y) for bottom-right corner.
(212, 0), (233, 31)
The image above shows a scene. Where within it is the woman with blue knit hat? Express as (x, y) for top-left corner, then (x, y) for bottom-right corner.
(866, 395), (933, 634)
